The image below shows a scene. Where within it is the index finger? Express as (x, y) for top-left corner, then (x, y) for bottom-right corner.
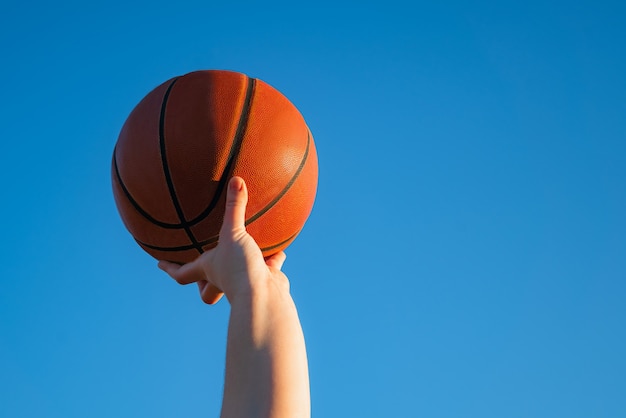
(158, 259), (205, 285)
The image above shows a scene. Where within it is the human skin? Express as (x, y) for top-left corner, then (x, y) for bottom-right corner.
(158, 176), (310, 418)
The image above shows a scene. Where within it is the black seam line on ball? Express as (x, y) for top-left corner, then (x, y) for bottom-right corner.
(136, 238), (202, 252)
(112, 78), (185, 230)
(135, 229), (298, 253)
(245, 131), (311, 226)
(159, 77), (204, 254)
(187, 76), (256, 227)
(113, 144), (176, 229)
(259, 231), (300, 252)
(135, 232), (217, 251)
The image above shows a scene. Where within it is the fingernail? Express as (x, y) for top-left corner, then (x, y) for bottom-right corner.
(230, 177), (243, 191)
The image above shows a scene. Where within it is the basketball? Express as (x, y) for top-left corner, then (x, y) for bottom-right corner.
(111, 70), (318, 264)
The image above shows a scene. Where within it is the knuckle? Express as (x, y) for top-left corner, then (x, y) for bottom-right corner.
(173, 275), (187, 285)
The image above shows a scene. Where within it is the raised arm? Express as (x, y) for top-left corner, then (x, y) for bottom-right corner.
(158, 176), (310, 418)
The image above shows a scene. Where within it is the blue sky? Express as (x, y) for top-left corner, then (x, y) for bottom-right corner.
(1, 1), (625, 417)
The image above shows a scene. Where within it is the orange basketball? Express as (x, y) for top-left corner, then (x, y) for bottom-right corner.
(111, 70), (318, 264)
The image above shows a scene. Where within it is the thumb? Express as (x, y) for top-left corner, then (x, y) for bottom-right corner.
(221, 176), (248, 237)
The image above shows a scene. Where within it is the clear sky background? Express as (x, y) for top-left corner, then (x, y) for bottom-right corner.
(1, 1), (625, 417)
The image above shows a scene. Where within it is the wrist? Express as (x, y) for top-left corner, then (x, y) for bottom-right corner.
(226, 270), (290, 308)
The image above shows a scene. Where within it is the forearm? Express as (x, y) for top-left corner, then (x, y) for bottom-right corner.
(220, 278), (310, 418)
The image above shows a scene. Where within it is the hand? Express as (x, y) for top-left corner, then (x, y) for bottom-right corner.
(160, 178), (309, 417)
(158, 176), (288, 304)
